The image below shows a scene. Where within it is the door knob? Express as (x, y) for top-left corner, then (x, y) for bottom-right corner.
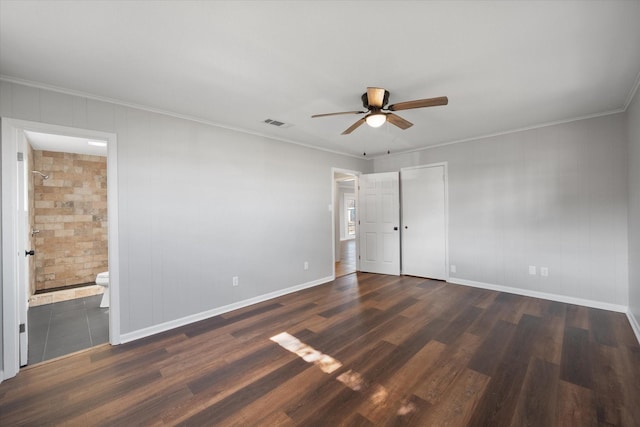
(405, 226), (408, 229)
(25, 250), (35, 257)
(394, 227), (398, 231)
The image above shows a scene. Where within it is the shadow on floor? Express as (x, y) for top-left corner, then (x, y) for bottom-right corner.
(28, 294), (109, 364)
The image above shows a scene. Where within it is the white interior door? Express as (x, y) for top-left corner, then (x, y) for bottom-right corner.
(17, 135), (29, 366)
(401, 165), (447, 279)
(358, 172), (400, 275)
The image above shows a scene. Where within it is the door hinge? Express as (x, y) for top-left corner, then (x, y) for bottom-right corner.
(19, 323), (25, 333)
(17, 152), (24, 162)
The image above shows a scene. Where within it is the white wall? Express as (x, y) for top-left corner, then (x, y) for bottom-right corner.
(628, 88), (640, 330)
(0, 81), (369, 341)
(375, 113), (629, 308)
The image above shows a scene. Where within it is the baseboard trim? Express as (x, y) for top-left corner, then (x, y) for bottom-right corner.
(627, 310), (640, 345)
(448, 277), (628, 313)
(119, 275), (333, 344)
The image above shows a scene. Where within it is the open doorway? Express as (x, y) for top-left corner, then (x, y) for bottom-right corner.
(24, 131), (110, 363)
(333, 169), (358, 278)
(1, 119), (119, 380)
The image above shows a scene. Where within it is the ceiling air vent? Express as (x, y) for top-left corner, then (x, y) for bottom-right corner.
(263, 119), (292, 128)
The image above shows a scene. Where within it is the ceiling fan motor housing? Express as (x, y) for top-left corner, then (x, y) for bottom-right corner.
(362, 90), (390, 109)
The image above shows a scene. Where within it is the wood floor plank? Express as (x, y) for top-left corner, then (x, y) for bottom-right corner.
(467, 319), (517, 376)
(221, 356), (330, 425)
(382, 394), (431, 426)
(560, 326), (592, 389)
(565, 304), (590, 330)
(355, 340), (447, 424)
(555, 380), (598, 427)
(467, 292), (517, 337)
(532, 313), (565, 365)
(1, 273), (638, 426)
(434, 305), (483, 344)
(415, 368), (490, 427)
(590, 342), (625, 426)
(178, 357), (310, 426)
(588, 308), (618, 347)
(467, 314), (544, 426)
(285, 340), (399, 424)
(510, 357), (560, 427)
(413, 333), (483, 404)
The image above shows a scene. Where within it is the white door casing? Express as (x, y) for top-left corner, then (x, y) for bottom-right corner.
(401, 164), (447, 279)
(358, 172), (400, 275)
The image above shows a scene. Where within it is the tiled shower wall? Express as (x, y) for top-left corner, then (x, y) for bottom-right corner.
(33, 150), (108, 291)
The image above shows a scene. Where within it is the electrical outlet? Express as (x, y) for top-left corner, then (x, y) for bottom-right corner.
(304, 261), (309, 270)
(450, 264), (457, 273)
(540, 267), (549, 277)
(232, 276), (239, 286)
(529, 266), (537, 275)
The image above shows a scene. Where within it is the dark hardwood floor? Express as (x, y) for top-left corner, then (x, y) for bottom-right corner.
(1, 273), (639, 426)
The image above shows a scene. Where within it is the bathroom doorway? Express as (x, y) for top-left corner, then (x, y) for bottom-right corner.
(25, 131), (110, 363)
(1, 119), (120, 378)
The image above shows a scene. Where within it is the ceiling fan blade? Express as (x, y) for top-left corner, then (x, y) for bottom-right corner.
(342, 117), (366, 135)
(386, 113), (413, 130)
(311, 110), (366, 118)
(387, 96), (448, 111)
(367, 87), (386, 108)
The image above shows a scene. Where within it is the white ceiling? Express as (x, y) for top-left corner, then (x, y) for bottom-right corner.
(25, 131), (107, 156)
(1, 1), (640, 157)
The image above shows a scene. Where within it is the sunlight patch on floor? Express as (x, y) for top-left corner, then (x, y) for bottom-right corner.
(270, 331), (415, 418)
(270, 332), (342, 374)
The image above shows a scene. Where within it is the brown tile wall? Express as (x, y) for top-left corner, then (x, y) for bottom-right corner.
(33, 150), (108, 291)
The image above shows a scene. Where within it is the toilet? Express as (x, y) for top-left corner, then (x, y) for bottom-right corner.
(96, 271), (109, 308)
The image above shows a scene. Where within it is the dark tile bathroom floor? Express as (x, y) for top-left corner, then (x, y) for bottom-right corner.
(28, 294), (109, 364)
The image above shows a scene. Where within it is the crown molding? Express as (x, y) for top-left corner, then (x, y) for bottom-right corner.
(624, 70), (640, 111)
(3, 74), (634, 163)
(0, 75), (365, 160)
(370, 108), (626, 160)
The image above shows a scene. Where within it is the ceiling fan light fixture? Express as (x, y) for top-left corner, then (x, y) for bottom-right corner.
(366, 113), (386, 128)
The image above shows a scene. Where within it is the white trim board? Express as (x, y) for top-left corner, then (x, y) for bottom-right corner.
(628, 311), (640, 345)
(448, 277), (628, 314)
(120, 275), (333, 344)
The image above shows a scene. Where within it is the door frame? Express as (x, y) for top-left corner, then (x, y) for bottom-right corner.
(331, 168), (361, 278)
(1, 118), (120, 381)
(400, 162), (450, 279)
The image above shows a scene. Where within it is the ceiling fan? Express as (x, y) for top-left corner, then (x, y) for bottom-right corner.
(312, 87), (448, 135)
